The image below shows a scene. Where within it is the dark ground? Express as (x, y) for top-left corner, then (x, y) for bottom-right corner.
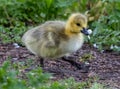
(0, 43), (120, 89)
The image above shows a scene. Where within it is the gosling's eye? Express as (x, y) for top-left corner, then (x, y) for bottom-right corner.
(76, 23), (81, 26)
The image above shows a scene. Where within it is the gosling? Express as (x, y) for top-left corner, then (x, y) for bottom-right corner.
(22, 13), (90, 67)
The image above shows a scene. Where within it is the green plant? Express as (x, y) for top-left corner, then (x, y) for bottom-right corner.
(0, 0), (78, 44)
(75, 0), (120, 52)
(0, 61), (27, 89)
(0, 60), (109, 89)
(89, 0), (120, 51)
(90, 82), (108, 89)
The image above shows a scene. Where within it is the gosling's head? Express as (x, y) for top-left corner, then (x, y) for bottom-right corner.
(66, 13), (89, 35)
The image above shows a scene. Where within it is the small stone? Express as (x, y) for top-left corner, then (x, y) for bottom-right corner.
(85, 62), (90, 65)
(88, 71), (97, 78)
(93, 43), (98, 48)
(12, 58), (18, 61)
(13, 43), (20, 48)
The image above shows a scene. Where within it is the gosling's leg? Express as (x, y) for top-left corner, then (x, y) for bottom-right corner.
(40, 57), (44, 68)
(61, 57), (90, 73)
(40, 57), (44, 67)
(61, 56), (82, 69)
(36, 57), (44, 67)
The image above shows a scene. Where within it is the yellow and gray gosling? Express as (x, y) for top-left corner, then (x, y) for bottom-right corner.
(22, 13), (91, 67)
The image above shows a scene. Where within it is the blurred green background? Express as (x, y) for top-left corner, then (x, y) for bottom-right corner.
(0, 0), (120, 51)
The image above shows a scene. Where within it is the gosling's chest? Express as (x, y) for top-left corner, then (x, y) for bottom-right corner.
(63, 34), (84, 53)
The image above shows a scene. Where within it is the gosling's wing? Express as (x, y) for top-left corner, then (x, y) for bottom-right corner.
(31, 21), (65, 39)
(30, 30), (61, 48)
(42, 21), (68, 48)
(24, 21), (67, 48)
(44, 31), (60, 48)
(22, 26), (42, 45)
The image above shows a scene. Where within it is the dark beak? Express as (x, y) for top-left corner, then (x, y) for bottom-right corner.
(81, 28), (89, 35)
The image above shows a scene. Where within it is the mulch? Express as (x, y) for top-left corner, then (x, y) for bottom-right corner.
(0, 43), (120, 89)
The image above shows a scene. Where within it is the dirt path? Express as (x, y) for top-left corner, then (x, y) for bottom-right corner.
(0, 43), (120, 89)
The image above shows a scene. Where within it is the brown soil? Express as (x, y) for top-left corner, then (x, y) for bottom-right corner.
(0, 43), (120, 89)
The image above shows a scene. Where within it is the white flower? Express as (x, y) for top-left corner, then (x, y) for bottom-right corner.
(88, 29), (92, 35)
